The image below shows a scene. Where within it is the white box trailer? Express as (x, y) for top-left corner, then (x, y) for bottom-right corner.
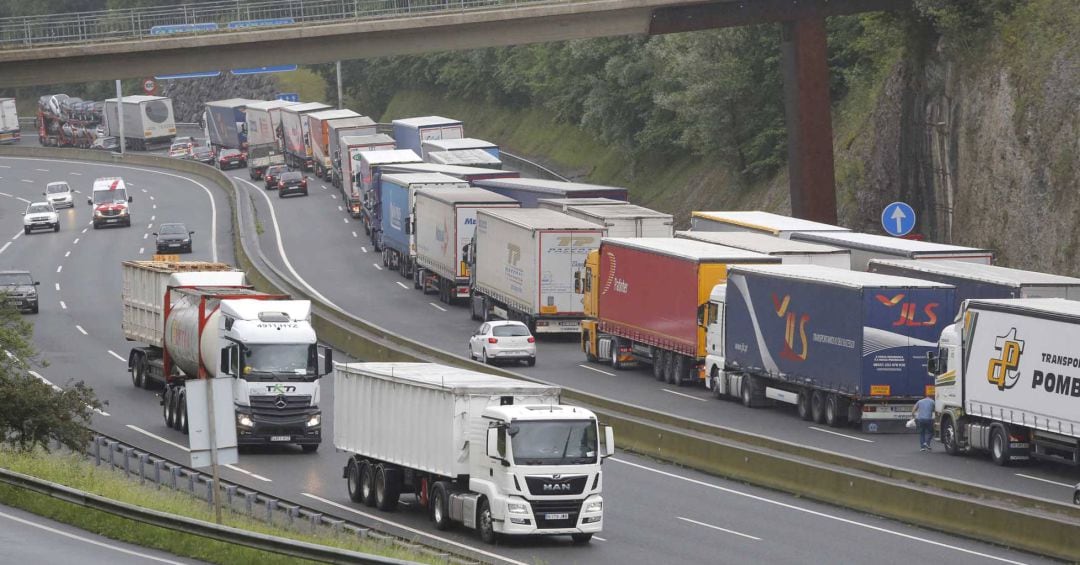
(791, 231), (994, 271)
(414, 186), (519, 304)
(931, 298), (1080, 466)
(564, 203), (673, 238)
(280, 102), (331, 171)
(0, 98), (19, 144)
(244, 100), (297, 179)
(104, 95), (176, 150)
(675, 230), (851, 269)
(537, 198), (628, 212)
(690, 210), (849, 239)
(338, 133), (396, 212)
(469, 208), (604, 334)
(333, 362), (612, 543)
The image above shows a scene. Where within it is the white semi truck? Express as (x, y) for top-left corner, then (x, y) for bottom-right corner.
(244, 99), (296, 179)
(675, 230), (851, 269)
(930, 298), (1080, 466)
(563, 203), (673, 238)
(103, 95), (177, 151)
(334, 362), (613, 543)
(122, 260), (331, 451)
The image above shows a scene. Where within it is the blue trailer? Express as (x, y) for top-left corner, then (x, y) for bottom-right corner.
(377, 173), (469, 280)
(204, 98), (255, 151)
(706, 264), (955, 432)
(391, 116), (463, 158)
(471, 178), (628, 208)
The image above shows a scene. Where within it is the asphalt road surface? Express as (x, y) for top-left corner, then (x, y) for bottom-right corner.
(0, 155), (1060, 565)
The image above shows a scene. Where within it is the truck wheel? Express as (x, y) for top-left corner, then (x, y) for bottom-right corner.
(131, 355), (144, 388)
(810, 390), (826, 423)
(941, 417), (961, 456)
(652, 349), (665, 381)
(824, 394), (847, 427)
(665, 352), (680, 385)
(163, 388), (175, 429)
(375, 465), (401, 511)
(414, 268), (424, 290)
(710, 370), (724, 399)
(610, 338), (623, 370)
(477, 499), (497, 544)
(797, 390), (813, 421)
(740, 375), (755, 407)
(359, 461), (377, 507)
(430, 482), (451, 530)
(584, 333), (598, 363)
(674, 354), (691, 387)
(990, 426), (1011, 467)
(346, 459), (364, 503)
(178, 392), (188, 434)
(572, 533), (593, 544)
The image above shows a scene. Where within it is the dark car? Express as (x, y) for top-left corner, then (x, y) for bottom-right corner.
(0, 270), (40, 314)
(153, 223), (194, 254)
(218, 148), (247, 170)
(277, 171), (308, 198)
(91, 136), (119, 151)
(190, 146), (215, 165)
(264, 165), (289, 190)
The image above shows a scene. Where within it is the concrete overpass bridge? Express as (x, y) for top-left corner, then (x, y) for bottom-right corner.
(0, 0), (908, 223)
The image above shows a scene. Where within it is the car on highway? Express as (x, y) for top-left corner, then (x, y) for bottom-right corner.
(0, 270), (40, 314)
(153, 223), (194, 254)
(168, 141), (192, 159)
(22, 202), (59, 234)
(218, 148), (247, 170)
(468, 320), (536, 366)
(90, 136), (119, 151)
(174, 136), (196, 146)
(189, 146), (214, 165)
(276, 171), (308, 197)
(263, 164), (289, 190)
(43, 181), (74, 209)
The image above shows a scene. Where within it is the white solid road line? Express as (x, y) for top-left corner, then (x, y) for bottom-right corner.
(395, 281), (409, 289)
(75, 325), (87, 335)
(16, 196), (30, 203)
(301, 493), (530, 565)
(60, 301), (66, 310)
(678, 516), (761, 541)
(429, 302), (447, 312)
(224, 464), (272, 482)
(0, 192), (10, 196)
(107, 350), (125, 362)
(0, 242), (10, 255)
(28, 370), (109, 416)
(126, 424), (189, 452)
(613, 458), (1029, 565)
(808, 426), (875, 443)
(12, 231), (21, 240)
(1014, 473), (1073, 488)
(152, 204), (157, 209)
(579, 364), (615, 377)
(662, 388), (708, 402)
(373, 263), (382, 271)
(0, 510), (185, 565)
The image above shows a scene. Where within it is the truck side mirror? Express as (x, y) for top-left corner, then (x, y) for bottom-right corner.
(87, 197), (93, 206)
(601, 425), (615, 459)
(574, 271), (582, 294)
(128, 196), (133, 203)
(219, 346), (234, 376)
(926, 351), (938, 376)
(322, 346), (333, 376)
(697, 304), (706, 326)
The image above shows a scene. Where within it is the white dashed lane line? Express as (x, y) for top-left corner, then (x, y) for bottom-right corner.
(395, 282), (409, 289)
(352, 231), (358, 238)
(343, 218), (348, 223)
(54, 283), (59, 291)
(429, 302), (447, 312)
(12, 232), (21, 241)
(20, 179), (32, 184)
(143, 233), (148, 240)
(0, 242), (9, 255)
(56, 266), (62, 273)
(34, 168), (48, 172)
(69, 171), (81, 176)
(139, 247), (144, 254)
(361, 246), (367, 252)
(330, 194), (337, 199)
(373, 263), (382, 271)
(337, 206), (343, 212)
(662, 389), (708, 402)
(75, 325), (87, 335)
(74, 237), (80, 244)
(64, 251), (70, 257)
(107, 350), (125, 362)
(60, 301), (66, 310)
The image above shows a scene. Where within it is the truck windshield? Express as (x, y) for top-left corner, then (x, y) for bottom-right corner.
(510, 420), (597, 466)
(243, 344), (311, 381)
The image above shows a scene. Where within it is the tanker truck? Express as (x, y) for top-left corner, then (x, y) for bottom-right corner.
(121, 260), (332, 451)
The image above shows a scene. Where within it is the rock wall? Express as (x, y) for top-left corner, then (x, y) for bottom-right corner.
(159, 75), (277, 123)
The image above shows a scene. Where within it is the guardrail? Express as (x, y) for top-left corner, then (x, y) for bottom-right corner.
(0, 0), (563, 49)
(1, 145), (1078, 561)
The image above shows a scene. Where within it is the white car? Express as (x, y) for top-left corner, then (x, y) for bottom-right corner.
(23, 202), (59, 234)
(43, 181), (74, 208)
(469, 320), (536, 366)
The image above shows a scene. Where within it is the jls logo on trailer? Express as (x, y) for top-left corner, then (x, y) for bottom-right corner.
(875, 294), (940, 327)
(987, 328), (1024, 391)
(772, 294), (809, 362)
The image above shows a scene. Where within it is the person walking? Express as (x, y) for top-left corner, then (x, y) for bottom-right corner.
(913, 392), (936, 451)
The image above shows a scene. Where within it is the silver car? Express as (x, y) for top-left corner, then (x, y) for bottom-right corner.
(469, 320), (536, 366)
(44, 181), (74, 208)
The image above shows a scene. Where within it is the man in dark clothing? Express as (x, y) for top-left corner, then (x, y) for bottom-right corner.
(913, 392), (936, 451)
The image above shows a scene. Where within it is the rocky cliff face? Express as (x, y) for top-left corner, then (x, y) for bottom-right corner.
(159, 75), (277, 123)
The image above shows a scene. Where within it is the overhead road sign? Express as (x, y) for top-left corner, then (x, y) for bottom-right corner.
(150, 23), (218, 36)
(277, 93), (300, 102)
(156, 71), (222, 80)
(881, 201), (916, 237)
(231, 65), (298, 75)
(227, 18), (295, 29)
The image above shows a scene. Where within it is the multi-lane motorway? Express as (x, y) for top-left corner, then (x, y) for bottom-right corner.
(0, 154), (1058, 564)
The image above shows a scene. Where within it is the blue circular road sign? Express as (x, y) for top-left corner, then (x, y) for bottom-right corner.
(881, 202), (916, 237)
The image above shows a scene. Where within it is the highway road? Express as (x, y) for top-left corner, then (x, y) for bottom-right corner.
(0, 501), (205, 564)
(0, 155), (1059, 565)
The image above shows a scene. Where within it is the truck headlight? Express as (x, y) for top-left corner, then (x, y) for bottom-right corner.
(507, 500), (529, 515)
(119, 208), (128, 215)
(585, 500), (603, 513)
(306, 414), (321, 427)
(237, 415), (254, 428)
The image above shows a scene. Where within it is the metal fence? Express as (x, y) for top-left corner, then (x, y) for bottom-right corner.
(0, 0), (561, 49)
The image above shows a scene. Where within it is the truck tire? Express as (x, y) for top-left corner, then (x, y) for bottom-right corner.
(810, 390), (826, 424)
(990, 425), (1011, 467)
(674, 354), (691, 387)
(131, 354), (144, 388)
(824, 394), (847, 427)
(740, 374), (755, 407)
(710, 370), (723, 399)
(665, 351), (678, 385)
(359, 461), (377, 507)
(652, 348), (665, 381)
(178, 391), (188, 434)
(414, 268), (424, 291)
(375, 465), (401, 511)
(610, 338), (624, 370)
(797, 390), (813, 421)
(478, 498), (497, 544)
(470, 295), (482, 321)
(430, 482), (451, 530)
(346, 459), (364, 503)
(163, 387), (175, 429)
(572, 533), (593, 544)
(941, 416), (961, 456)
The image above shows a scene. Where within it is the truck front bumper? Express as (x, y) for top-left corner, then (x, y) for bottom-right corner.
(235, 408), (322, 446)
(496, 495), (603, 536)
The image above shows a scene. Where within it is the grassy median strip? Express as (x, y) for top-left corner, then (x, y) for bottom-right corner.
(0, 448), (440, 565)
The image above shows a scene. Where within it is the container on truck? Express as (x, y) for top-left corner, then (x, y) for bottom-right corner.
(707, 264), (955, 432)
(467, 208), (604, 334)
(280, 102), (332, 171)
(329, 122), (380, 189)
(564, 204), (673, 238)
(104, 95), (176, 151)
(790, 231), (994, 271)
(203, 98), (254, 153)
(422, 137), (499, 159)
(537, 198), (628, 213)
(335, 362), (614, 543)
(0, 98), (19, 144)
(357, 149), (423, 232)
(337, 133), (395, 213)
(378, 173), (470, 278)
(579, 238), (778, 385)
(121, 260), (332, 449)
(426, 149), (502, 169)
(244, 100), (296, 179)
(378, 162), (518, 184)
(675, 230), (851, 269)
(413, 187), (519, 304)
(306, 109), (374, 179)
(929, 298), (1080, 465)
(473, 178), (629, 208)
(870, 259), (1080, 319)
(392, 116), (463, 158)
(690, 210), (850, 239)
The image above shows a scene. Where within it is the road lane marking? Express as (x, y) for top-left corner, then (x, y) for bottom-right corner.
(16, 196), (30, 203)
(224, 464), (272, 482)
(360, 246), (367, 252)
(143, 233), (148, 239)
(73, 237), (79, 244)
(151, 215), (155, 221)
(429, 302), (447, 312)
(330, 194), (337, 199)
(321, 184), (327, 190)
(678, 516), (761, 540)
(662, 389), (708, 402)
(147, 223), (153, 229)
(352, 231), (358, 238)
(0, 511), (181, 563)
(614, 458), (1029, 564)
(0, 165), (8, 168)
(28, 370), (110, 416)
(301, 494), (530, 565)
(1014, 473), (1073, 488)
(55, 283), (60, 291)
(34, 168), (49, 172)
(579, 364), (615, 376)
(126, 424), (189, 452)
(373, 263), (382, 271)
(69, 171), (81, 175)
(56, 265), (62, 273)
(107, 350), (125, 362)
(0, 242), (9, 254)
(342, 218), (348, 223)
(594, 536), (607, 542)
(0, 192), (10, 197)
(60, 301), (66, 309)
(395, 281), (409, 289)
(139, 247), (145, 254)
(149, 195), (155, 200)
(76, 325), (87, 335)
(64, 251), (70, 257)
(141, 188), (147, 193)
(337, 205), (343, 212)
(20, 179), (33, 183)
(808, 426), (875, 443)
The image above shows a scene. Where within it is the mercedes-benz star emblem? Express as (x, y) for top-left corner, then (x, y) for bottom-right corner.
(275, 395), (288, 409)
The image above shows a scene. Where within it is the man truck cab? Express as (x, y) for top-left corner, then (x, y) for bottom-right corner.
(89, 176), (132, 228)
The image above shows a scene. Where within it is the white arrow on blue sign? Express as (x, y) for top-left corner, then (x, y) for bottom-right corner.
(881, 201), (916, 237)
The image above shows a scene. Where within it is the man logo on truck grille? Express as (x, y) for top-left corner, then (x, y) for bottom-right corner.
(987, 328), (1024, 391)
(772, 294), (809, 362)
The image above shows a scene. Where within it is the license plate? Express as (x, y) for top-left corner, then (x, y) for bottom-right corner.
(545, 513), (569, 520)
(270, 435), (290, 442)
(168, 243), (180, 247)
(107, 219), (117, 223)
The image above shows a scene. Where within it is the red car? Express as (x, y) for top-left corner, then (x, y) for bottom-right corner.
(218, 148), (247, 170)
(264, 165), (289, 190)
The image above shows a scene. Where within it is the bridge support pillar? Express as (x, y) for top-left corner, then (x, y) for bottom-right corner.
(780, 14), (837, 224)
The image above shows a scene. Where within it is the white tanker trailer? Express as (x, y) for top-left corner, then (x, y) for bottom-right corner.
(121, 260), (332, 451)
